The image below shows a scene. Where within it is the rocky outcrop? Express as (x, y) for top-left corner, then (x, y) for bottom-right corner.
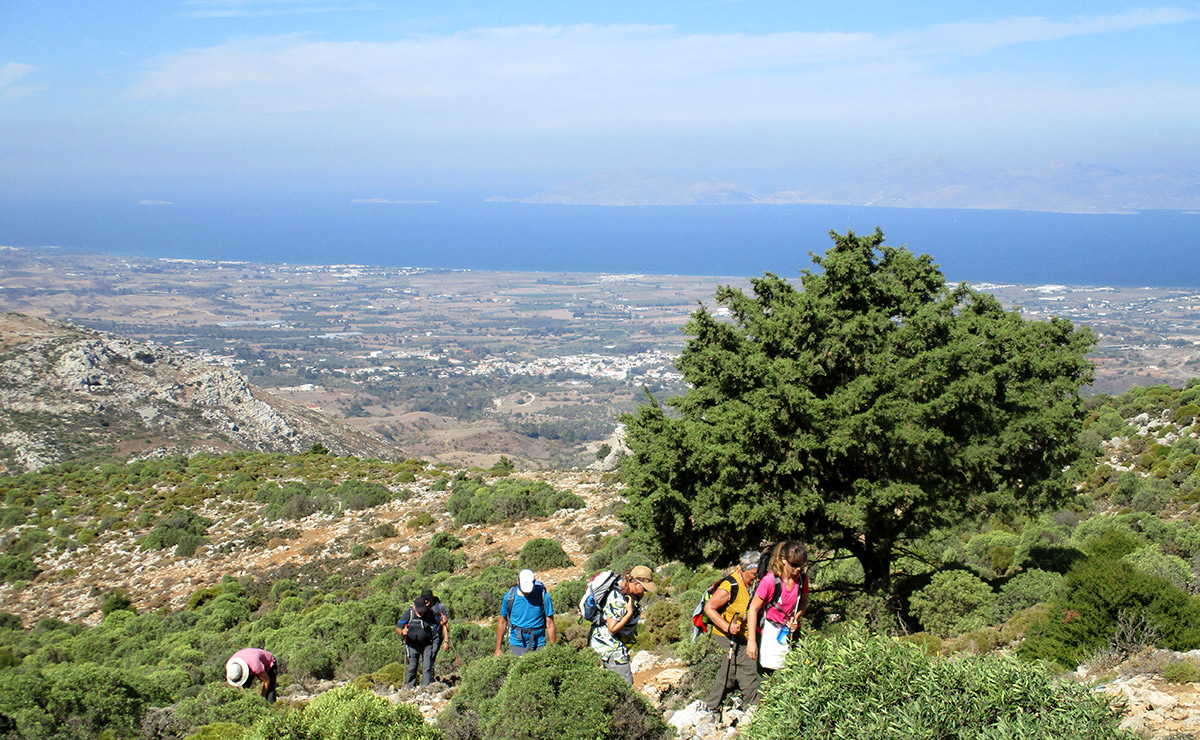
(0, 313), (397, 472)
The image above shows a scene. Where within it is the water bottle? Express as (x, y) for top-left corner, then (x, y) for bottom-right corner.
(776, 625), (790, 644)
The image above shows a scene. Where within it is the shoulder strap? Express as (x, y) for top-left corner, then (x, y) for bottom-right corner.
(504, 587), (517, 616)
(723, 573), (740, 603)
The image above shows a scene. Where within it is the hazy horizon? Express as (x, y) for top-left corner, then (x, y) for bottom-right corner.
(3, 2), (1199, 221)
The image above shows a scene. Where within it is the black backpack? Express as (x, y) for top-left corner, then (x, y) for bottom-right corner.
(402, 607), (437, 647)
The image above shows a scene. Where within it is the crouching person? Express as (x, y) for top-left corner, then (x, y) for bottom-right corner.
(590, 565), (656, 684)
(226, 647), (278, 703)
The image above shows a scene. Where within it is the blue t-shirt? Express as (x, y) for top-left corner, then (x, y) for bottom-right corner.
(500, 584), (554, 647)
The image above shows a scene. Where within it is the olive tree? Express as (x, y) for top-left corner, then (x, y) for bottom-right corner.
(619, 229), (1094, 594)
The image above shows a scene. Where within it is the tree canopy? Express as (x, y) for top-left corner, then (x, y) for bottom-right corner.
(619, 229), (1095, 593)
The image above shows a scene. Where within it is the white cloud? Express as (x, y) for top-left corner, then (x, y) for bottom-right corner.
(891, 7), (1200, 57)
(0, 63), (43, 102)
(107, 9), (1200, 176)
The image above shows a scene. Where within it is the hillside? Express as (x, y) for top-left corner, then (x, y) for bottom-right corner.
(0, 313), (399, 473)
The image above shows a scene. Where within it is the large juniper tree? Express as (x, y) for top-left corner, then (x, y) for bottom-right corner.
(619, 229), (1094, 594)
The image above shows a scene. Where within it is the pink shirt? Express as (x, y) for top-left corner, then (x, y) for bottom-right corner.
(230, 648), (276, 680)
(755, 572), (802, 626)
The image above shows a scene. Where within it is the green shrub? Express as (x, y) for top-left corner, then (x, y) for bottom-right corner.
(372, 522), (399, 539)
(446, 478), (583, 528)
(171, 684), (274, 734)
(638, 599), (680, 647)
(1019, 553), (1200, 667)
(334, 480), (394, 511)
(518, 538), (572, 571)
(417, 547), (466, 576)
(995, 569), (1067, 622)
(1162, 659), (1200, 684)
(247, 683), (441, 740)
(439, 645), (669, 740)
(37, 662), (152, 740)
(141, 510), (213, 554)
(549, 580), (585, 620)
(407, 512), (435, 530)
(430, 532), (463, 550)
(1123, 546), (1191, 591)
(100, 590), (135, 617)
(908, 570), (995, 638)
(184, 722), (248, 740)
(744, 627), (1134, 740)
(0, 553), (39, 584)
(438, 567), (517, 622)
(965, 530), (1020, 575)
(609, 551), (654, 578)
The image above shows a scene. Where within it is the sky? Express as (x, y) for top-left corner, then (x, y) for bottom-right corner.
(2, 0), (1199, 203)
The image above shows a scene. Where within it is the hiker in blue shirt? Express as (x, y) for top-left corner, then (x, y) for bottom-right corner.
(495, 569), (557, 656)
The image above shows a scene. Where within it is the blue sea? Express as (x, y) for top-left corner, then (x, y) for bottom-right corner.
(3, 194), (1197, 286)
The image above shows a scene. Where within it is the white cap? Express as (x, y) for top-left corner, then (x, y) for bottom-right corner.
(518, 569), (536, 594)
(226, 657), (250, 687)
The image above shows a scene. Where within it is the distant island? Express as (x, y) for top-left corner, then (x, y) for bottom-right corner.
(491, 157), (1200, 214)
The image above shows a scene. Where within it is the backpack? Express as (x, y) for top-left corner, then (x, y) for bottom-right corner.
(579, 570), (620, 625)
(690, 573), (740, 642)
(402, 607), (436, 647)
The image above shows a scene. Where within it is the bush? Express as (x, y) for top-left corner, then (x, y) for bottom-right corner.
(634, 599), (678, 648)
(908, 570), (995, 638)
(0, 553), (39, 584)
(438, 567), (517, 622)
(1162, 659), (1200, 684)
(439, 645), (670, 740)
(141, 510), (213, 554)
(1019, 553), (1200, 667)
(417, 547), (466, 576)
(1123, 546), (1191, 591)
(171, 684), (274, 735)
(549, 580), (585, 620)
(744, 627), (1133, 740)
(184, 723), (248, 740)
(609, 552), (654, 578)
(518, 539), (572, 571)
(334, 480), (394, 511)
(100, 590), (135, 617)
(446, 478), (583, 528)
(407, 512), (435, 530)
(247, 683), (440, 740)
(430, 532), (463, 550)
(995, 569), (1067, 622)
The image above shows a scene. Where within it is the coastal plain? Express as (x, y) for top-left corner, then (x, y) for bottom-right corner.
(1, 247), (1198, 468)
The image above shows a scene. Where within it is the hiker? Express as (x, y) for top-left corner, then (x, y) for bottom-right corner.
(746, 540), (809, 673)
(396, 591), (445, 687)
(226, 647), (278, 703)
(495, 568), (556, 656)
(704, 550), (763, 711)
(589, 565), (657, 684)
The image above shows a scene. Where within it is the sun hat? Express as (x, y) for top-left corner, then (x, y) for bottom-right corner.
(629, 565), (658, 592)
(518, 569), (536, 594)
(226, 657), (250, 687)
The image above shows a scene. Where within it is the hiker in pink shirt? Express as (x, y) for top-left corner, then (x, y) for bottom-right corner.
(746, 541), (809, 672)
(226, 647), (278, 703)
